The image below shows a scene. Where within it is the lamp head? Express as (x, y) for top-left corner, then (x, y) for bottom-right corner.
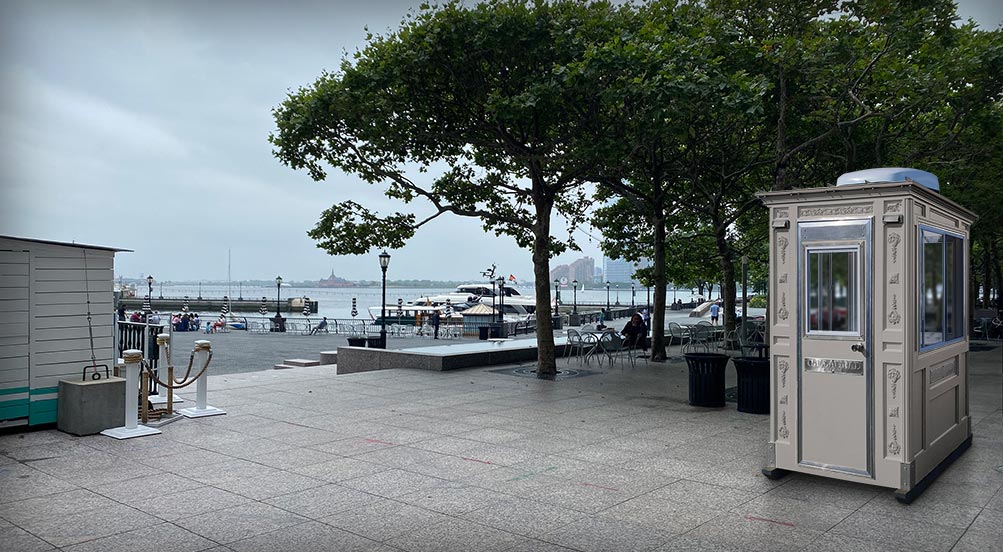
(572, 279), (578, 289)
(379, 251), (391, 269)
(146, 275), (153, 286)
(275, 276), (282, 286)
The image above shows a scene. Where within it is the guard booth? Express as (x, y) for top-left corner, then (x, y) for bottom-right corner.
(757, 168), (975, 503)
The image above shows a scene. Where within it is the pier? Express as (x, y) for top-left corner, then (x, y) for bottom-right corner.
(116, 297), (319, 314)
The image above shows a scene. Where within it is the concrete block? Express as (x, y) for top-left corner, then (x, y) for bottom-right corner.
(57, 377), (126, 436)
(283, 359), (320, 367)
(319, 351), (338, 365)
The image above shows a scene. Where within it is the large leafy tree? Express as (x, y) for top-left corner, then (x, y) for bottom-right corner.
(270, 1), (629, 378)
(585, 0), (770, 355)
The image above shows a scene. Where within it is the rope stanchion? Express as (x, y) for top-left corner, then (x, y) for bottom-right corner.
(149, 333), (184, 408)
(100, 349), (162, 440)
(179, 340), (225, 418)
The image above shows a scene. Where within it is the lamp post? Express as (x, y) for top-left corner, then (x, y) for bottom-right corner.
(605, 281), (611, 317)
(631, 283), (635, 309)
(553, 279), (560, 316)
(742, 255), (748, 325)
(272, 276), (285, 332)
(572, 279), (578, 315)
(379, 251), (390, 349)
(197, 282), (202, 301)
(144, 275), (153, 315)
(615, 284), (620, 306)
(497, 277), (505, 324)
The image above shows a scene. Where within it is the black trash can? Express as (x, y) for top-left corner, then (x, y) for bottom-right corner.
(346, 336), (366, 347)
(732, 356), (770, 414)
(270, 315), (286, 333)
(552, 315), (563, 330)
(478, 326), (490, 340)
(489, 323), (502, 339)
(684, 353), (730, 407)
(366, 335), (386, 349)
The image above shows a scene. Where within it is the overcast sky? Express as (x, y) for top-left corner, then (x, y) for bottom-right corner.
(1, 1), (1000, 283)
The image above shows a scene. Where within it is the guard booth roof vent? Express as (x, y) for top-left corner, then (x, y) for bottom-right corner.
(836, 167), (939, 192)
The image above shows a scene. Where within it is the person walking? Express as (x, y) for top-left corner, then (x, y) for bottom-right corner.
(432, 310), (441, 339)
(710, 302), (720, 325)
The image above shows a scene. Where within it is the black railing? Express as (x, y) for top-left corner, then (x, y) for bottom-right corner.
(117, 321), (165, 393)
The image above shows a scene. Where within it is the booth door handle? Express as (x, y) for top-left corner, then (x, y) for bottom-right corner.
(851, 343), (866, 354)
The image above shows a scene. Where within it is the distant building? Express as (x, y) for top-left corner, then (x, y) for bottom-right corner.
(549, 256), (595, 285)
(318, 269), (356, 288)
(604, 257), (650, 284)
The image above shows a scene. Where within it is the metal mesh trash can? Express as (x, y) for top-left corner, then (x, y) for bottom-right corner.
(684, 353), (729, 407)
(478, 326), (490, 340)
(732, 357), (770, 414)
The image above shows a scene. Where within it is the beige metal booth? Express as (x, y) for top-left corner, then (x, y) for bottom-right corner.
(758, 168), (975, 503)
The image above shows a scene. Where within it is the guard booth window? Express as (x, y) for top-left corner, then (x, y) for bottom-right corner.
(921, 227), (965, 349)
(806, 249), (858, 334)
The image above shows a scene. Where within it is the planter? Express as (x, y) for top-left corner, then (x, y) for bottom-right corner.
(684, 353), (730, 407)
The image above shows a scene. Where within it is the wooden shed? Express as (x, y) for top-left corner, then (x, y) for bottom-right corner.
(0, 236), (129, 428)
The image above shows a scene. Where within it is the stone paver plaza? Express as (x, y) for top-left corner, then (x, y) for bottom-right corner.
(1, 340), (1000, 551)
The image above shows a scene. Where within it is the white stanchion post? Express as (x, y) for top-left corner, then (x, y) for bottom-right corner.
(101, 349), (161, 439)
(179, 340), (225, 418)
(149, 333), (183, 406)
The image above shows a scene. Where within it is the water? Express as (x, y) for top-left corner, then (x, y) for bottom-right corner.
(153, 283), (720, 321)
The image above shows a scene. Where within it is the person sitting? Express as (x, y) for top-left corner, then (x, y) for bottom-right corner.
(211, 316), (226, 333)
(310, 317), (329, 335)
(621, 313), (647, 352)
(129, 311), (142, 323)
(179, 313), (190, 332)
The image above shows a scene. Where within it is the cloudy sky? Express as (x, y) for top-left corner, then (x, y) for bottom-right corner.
(1, 1), (1000, 283)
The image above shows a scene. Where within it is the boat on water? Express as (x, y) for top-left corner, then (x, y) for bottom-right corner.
(413, 283), (537, 313)
(367, 302), (533, 324)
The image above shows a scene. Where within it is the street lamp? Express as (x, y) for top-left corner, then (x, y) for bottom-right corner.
(144, 275), (153, 314)
(572, 279), (578, 315)
(615, 283), (620, 306)
(497, 276), (505, 324)
(631, 283), (635, 309)
(271, 276), (286, 332)
(605, 280), (611, 313)
(553, 279), (560, 316)
(646, 286), (650, 310)
(379, 251), (390, 349)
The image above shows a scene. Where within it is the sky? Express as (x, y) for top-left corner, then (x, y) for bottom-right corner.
(1, 0), (1000, 284)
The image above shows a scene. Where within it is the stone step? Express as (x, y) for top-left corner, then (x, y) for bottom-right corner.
(273, 363), (297, 370)
(319, 351), (338, 365)
(283, 358), (321, 367)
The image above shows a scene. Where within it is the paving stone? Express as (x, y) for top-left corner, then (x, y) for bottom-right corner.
(829, 510), (966, 552)
(227, 520), (386, 552)
(264, 483), (376, 519)
(59, 521), (214, 552)
(950, 507), (1003, 552)
(0, 462), (79, 504)
(174, 502), (308, 545)
(600, 493), (723, 536)
(352, 445), (450, 469)
(765, 476), (879, 510)
(727, 494), (854, 532)
(320, 496), (452, 541)
(179, 458), (282, 485)
(216, 471), (326, 500)
(89, 471), (203, 504)
(646, 480), (759, 511)
(398, 481), (509, 515)
(540, 515), (674, 552)
(134, 485), (253, 522)
(681, 511), (821, 552)
(461, 495), (585, 538)
(858, 491), (982, 528)
(340, 468), (446, 498)
(243, 446), (341, 470)
(386, 516), (528, 552)
(0, 524), (55, 551)
(290, 456), (389, 483)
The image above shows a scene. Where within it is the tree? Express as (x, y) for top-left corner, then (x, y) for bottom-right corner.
(270, 1), (629, 378)
(584, 0), (770, 356)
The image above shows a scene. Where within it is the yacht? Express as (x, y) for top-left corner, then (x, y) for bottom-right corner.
(413, 284), (537, 313)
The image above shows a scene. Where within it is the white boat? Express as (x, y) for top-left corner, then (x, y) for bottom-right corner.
(413, 284), (537, 313)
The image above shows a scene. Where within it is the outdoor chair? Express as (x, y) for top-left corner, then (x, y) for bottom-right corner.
(686, 323), (713, 353)
(666, 322), (690, 354)
(737, 321), (766, 356)
(564, 329), (590, 364)
(598, 331), (631, 368)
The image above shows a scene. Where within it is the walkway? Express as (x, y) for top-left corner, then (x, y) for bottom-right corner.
(0, 342), (999, 551)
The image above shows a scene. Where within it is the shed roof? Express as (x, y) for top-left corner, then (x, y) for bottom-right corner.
(0, 235), (131, 252)
(462, 303), (497, 315)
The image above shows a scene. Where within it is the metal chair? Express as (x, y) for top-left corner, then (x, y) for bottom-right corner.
(598, 331), (630, 368)
(564, 329), (589, 364)
(687, 324), (712, 353)
(666, 322), (690, 354)
(738, 321), (765, 356)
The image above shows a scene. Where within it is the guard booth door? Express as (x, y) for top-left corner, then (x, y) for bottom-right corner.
(798, 219), (872, 478)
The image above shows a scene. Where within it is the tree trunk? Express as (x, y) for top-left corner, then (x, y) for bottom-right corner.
(715, 224), (737, 336)
(650, 211), (668, 361)
(532, 192), (557, 380)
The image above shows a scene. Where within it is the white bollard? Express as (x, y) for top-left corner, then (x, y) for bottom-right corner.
(179, 340), (225, 418)
(101, 349), (161, 439)
(149, 333), (183, 406)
